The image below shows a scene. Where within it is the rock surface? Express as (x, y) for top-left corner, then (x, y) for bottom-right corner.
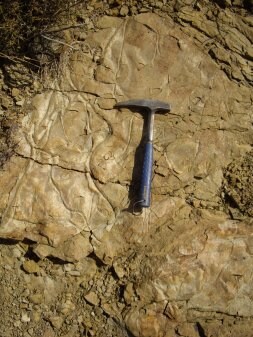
(0, 4), (253, 337)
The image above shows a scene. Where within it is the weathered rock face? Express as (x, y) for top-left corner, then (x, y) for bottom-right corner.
(0, 11), (253, 337)
(223, 150), (253, 217)
(175, 2), (253, 87)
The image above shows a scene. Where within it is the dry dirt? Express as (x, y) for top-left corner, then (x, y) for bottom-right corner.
(0, 1), (253, 337)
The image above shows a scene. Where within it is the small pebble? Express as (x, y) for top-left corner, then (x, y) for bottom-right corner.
(28, 328), (34, 335)
(113, 264), (125, 278)
(31, 311), (41, 322)
(120, 5), (129, 16)
(87, 22), (94, 30)
(12, 247), (22, 258)
(155, 1), (164, 8)
(20, 303), (29, 309)
(84, 291), (100, 306)
(11, 88), (20, 97)
(64, 263), (74, 272)
(49, 315), (64, 329)
(21, 312), (30, 323)
(14, 320), (22, 328)
(16, 99), (25, 106)
(29, 293), (43, 304)
(131, 6), (138, 14)
(1, 96), (11, 109)
(22, 260), (41, 274)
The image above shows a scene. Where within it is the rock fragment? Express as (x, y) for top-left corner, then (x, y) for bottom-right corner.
(29, 293), (44, 304)
(41, 327), (55, 337)
(176, 323), (199, 337)
(21, 312), (30, 323)
(155, 1), (163, 8)
(48, 315), (64, 330)
(124, 283), (134, 305)
(22, 260), (41, 274)
(120, 5), (129, 16)
(11, 88), (20, 98)
(84, 291), (100, 306)
(97, 98), (116, 110)
(1, 96), (11, 109)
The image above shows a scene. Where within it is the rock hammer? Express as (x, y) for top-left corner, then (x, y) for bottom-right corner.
(115, 99), (171, 208)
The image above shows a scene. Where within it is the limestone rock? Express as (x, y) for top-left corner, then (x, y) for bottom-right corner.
(97, 15), (121, 27)
(0, 11), (253, 337)
(29, 293), (44, 304)
(48, 315), (64, 329)
(34, 232), (93, 262)
(84, 291), (100, 306)
(22, 260), (41, 274)
(120, 5), (129, 16)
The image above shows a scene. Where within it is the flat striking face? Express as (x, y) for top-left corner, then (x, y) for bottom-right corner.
(115, 99), (171, 113)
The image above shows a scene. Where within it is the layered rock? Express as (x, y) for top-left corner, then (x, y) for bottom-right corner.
(0, 12), (252, 337)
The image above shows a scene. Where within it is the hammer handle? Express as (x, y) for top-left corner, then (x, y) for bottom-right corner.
(139, 141), (153, 207)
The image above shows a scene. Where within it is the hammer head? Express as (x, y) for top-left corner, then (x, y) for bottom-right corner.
(114, 99), (171, 113)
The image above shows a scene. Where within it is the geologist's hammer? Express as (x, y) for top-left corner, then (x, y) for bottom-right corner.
(115, 99), (171, 208)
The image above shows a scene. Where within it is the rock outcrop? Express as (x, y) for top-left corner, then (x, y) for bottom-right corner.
(0, 8), (253, 337)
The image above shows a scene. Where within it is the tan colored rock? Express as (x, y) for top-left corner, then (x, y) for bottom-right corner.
(60, 293), (76, 315)
(124, 306), (168, 337)
(77, 257), (97, 282)
(97, 97), (116, 110)
(1, 96), (11, 109)
(41, 327), (55, 337)
(96, 16), (122, 29)
(176, 4), (253, 88)
(22, 260), (41, 274)
(29, 293), (44, 304)
(84, 291), (100, 306)
(120, 5), (129, 16)
(31, 311), (42, 323)
(23, 274), (62, 305)
(34, 232), (93, 262)
(11, 88), (20, 98)
(21, 312), (30, 323)
(177, 323), (199, 337)
(124, 283), (135, 304)
(113, 262), (125, 278)
(48, 315), (64, 329)
(1, 14), (249, 249)
(0, 12), (253, 337)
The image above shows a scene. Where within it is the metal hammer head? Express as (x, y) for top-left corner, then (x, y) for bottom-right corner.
(115, 99), (171, 143)
(114, 99), (171, 113)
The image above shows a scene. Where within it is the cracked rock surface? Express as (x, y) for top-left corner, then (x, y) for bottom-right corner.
(0, 8), (253, 337)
